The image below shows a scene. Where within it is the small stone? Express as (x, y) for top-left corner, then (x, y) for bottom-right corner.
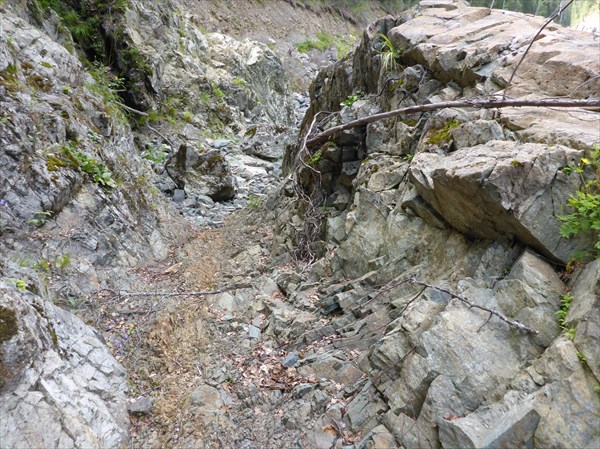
(196, 194), (215, 208)
(248, 325), (261, 339)
(282, 352), (300, 367)
(211, 139), (231, 149)
(182, 198), (197, 208)
(173, 189), (186, 203)
(127, 396), (154, 415)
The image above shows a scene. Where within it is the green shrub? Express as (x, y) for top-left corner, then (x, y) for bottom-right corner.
(558, 146), (600, 259)
(307, 149), (323, 166)
(27, 210), (52, 227)
(556, 292), (573, 331)
(51, 144), (117, 189)
(295, 32), (335, 53)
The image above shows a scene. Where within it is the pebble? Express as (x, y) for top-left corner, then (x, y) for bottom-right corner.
(282, 352), (299, 367)
(127, 397), (154, 415)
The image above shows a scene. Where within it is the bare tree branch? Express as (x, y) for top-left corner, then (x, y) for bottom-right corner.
(306, 97), (600, 149)
(410, 278), (539, 334)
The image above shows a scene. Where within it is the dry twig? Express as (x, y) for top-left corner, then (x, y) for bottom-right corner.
(410, 278), (539, 334)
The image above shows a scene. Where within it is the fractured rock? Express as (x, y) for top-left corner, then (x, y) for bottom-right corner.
(167, 144), (236, 202)
(0, 285), (129, 449)
(410, 141), (590, 263)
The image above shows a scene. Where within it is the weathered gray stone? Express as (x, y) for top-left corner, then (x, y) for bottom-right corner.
(282, 352), (300, 367)
(494, 250), (564, 348)
(439, 396), (540, 449)
(191, 384), (224, 417)
(530, 338), (600, 449)
(167, 145), (236, 202)
(0, 285), (128, 449)
(451, 120), (506, 150)
(299, 352), (363, 385)
(410, 141), (590, 263)
(248, 325), (261, 339)
(173, 189), (186, 203)
(127, 396), (154, 415)
(345, 382), (388, 433)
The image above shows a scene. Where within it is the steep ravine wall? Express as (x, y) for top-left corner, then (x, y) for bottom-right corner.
(272, 0), (600, 447)
(0, 0), (296, 446)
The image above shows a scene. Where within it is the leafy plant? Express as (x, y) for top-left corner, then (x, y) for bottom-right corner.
(5, 278), (28, 292)
(27, 210), (52, 227)
(556, 292), (574, 331)
(56, 254), (72, 270)
(558, 146), (600, 259)
(307, 149), (323, 167)
(248, 195), (261, 209)
(143, 144), (167, 165)
(376, 33), (402, 72)
(295, 32), (334, 53)
(86, 62), (126, 121)
(34, 259), (51, 271)
(182, 110), (193, 123)
(341, 91), (364, 107)
(59, 144), (117, 189)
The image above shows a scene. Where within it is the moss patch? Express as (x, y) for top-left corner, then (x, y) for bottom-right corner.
(0, 306), (18, 345)
(426, 119), (460, 145)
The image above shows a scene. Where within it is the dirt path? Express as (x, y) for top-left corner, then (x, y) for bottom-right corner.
(83, 209), (280, 447)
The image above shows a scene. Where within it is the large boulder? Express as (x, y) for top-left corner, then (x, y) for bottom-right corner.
(387, 1), (599, 98)
(410, 141), (590, 263)
(0, 283), (129, 449)
(167, 144), (236, 201)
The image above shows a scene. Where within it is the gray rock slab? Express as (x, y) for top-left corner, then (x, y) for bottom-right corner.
(410, 141), (590, 263)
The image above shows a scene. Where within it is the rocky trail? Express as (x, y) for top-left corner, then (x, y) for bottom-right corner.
(1, 0), (600, 448)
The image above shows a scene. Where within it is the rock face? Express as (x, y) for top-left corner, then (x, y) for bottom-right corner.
(0, 283), (129, 449)
(269, 1), (600, 448)
(410, 141), (590, 263)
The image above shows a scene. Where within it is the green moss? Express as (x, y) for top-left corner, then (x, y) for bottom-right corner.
(46, 155), (68, 171)
(426, 119), (460, 145)
(0, 64), (21, 92)
(0, 306), (18, 344)
(49, 326), (59, 347)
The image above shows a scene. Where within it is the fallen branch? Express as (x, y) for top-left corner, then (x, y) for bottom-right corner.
(306, 97), (600, 149)
(411, 278), (539, 334)
(96, 282), (253, 299)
